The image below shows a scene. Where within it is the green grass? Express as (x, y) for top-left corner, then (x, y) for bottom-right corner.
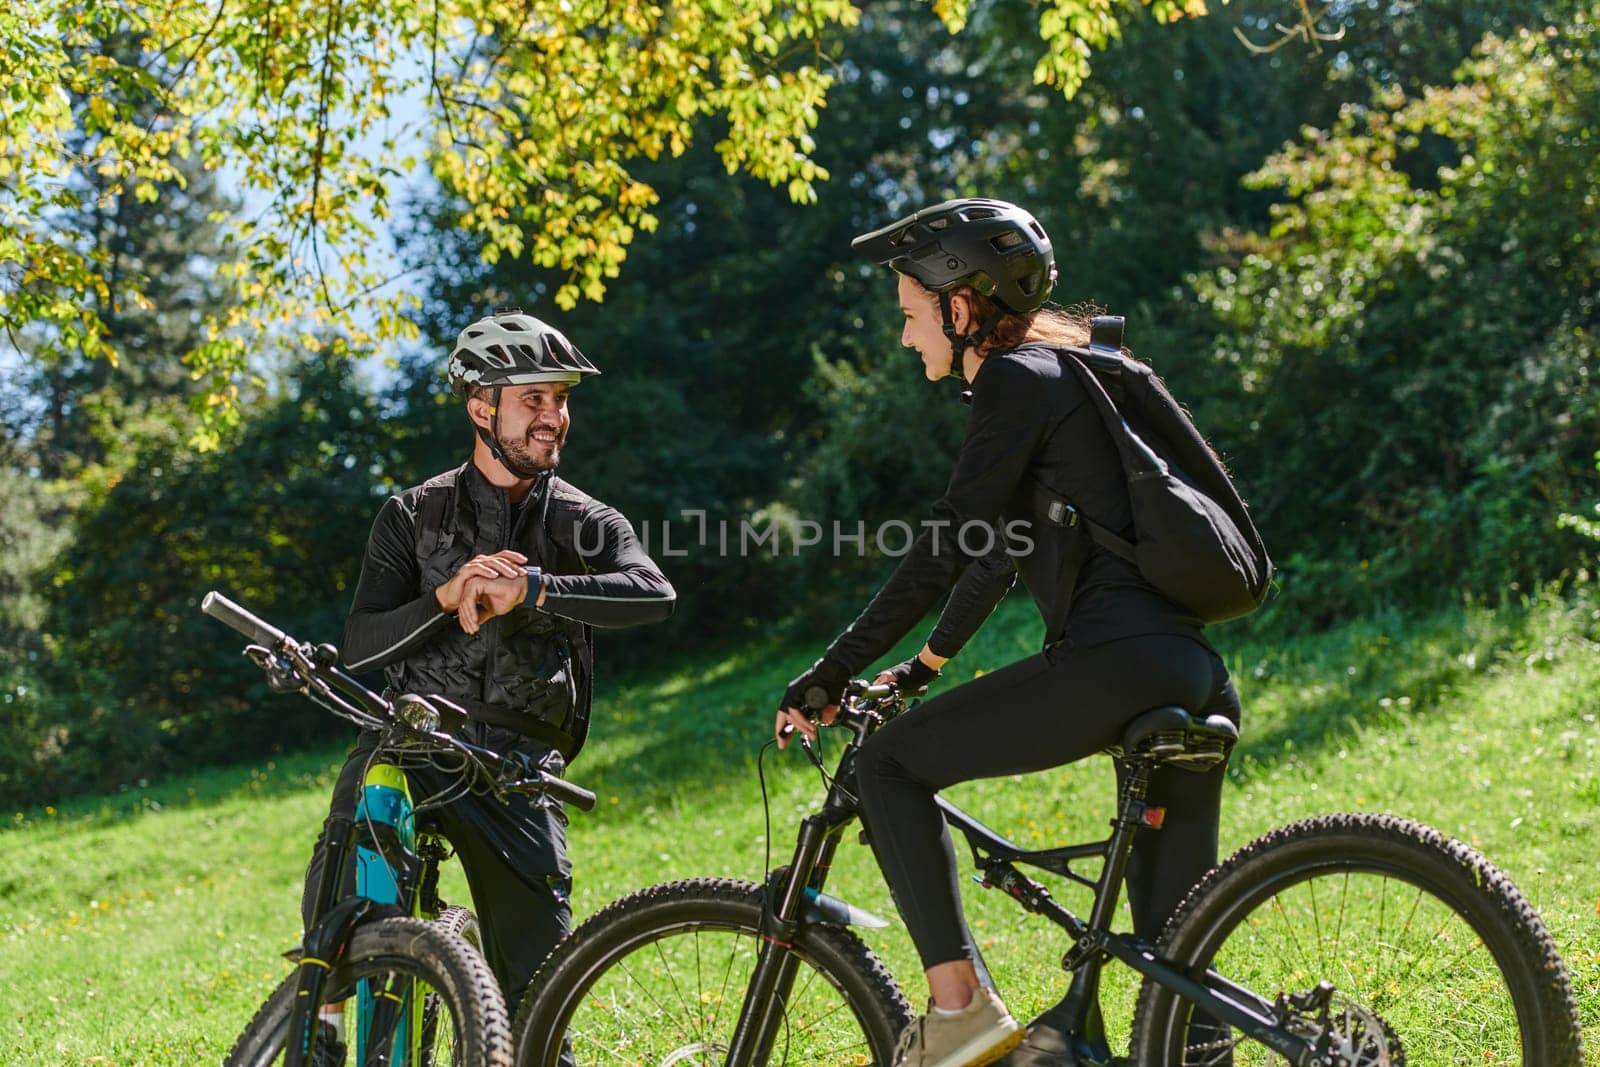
(5, 591), (1600, 1064)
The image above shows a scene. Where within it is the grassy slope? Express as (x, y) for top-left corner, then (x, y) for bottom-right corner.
(4, 592), (1599, 1065)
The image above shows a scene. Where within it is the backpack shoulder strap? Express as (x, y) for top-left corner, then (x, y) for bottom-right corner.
(412, 470), (460, 569)
(1057, 343), (1267, 568)
(541, 476), (595, 570)
(1016, 345), (1146, 564)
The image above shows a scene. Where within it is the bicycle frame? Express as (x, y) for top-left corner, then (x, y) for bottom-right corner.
(731, 692), (1324, 1067)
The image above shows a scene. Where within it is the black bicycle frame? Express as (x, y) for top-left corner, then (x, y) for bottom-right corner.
(727, 707), (1321, 1067)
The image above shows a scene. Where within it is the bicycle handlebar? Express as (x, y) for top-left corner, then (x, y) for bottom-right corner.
(201, 589), (597, 812)
(523, 772), (598, 812)
(202, 590), (286, 648)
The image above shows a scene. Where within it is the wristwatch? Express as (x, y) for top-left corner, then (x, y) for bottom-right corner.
(523, 565), (543, 604)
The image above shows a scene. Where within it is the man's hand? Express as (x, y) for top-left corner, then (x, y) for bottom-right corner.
(435, 551), (528, 614)
(457, 570), (545, 634)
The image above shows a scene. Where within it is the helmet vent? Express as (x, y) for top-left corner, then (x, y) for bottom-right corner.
(963, 207), (1000, 221)
(1030, 221), (1046, 240)
(991, 230), (1026, 252)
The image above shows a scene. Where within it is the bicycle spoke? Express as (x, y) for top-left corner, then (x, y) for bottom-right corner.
(1269, 891), (1314, 982)
(654, 936), (705, 1047)
(611, 953), (680, 1023)
(707, 933), (744, 1037)
(1332, 869), (1349, 957)
(786, 995), (851, 1036)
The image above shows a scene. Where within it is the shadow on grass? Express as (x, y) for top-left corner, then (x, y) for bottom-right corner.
(580, 595), (1591, 819)
(19, 592), (1587, 838)
(3, 742), (347, 835)
(1218, 598), (1579, 781)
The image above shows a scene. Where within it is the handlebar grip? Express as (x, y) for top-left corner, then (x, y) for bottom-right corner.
(541, 773), (598, 812)
(202, 591), (287, 648)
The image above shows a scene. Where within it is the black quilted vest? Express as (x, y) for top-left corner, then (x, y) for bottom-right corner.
(387, 463), (595, 759)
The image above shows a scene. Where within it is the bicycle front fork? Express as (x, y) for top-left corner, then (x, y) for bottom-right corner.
(725, 808), (846, 1066)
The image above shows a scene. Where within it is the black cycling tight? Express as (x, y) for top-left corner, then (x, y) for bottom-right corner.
(854, 633), (1240, 969)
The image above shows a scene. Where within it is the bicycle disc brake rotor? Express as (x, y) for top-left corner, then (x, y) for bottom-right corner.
(1282, 989), (1403, 1067)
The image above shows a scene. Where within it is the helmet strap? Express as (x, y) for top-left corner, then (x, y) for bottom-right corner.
(474, 385), (545, 481)
(938, 291), (1004, 382)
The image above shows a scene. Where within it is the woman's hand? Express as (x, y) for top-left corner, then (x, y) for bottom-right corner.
(871, 646), (947, 695)
(774, 657), (851, 749)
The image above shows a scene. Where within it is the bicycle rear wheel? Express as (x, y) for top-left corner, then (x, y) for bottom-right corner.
(1128, 813), (1582, 1065)
(512, 877), (913, 1066)
(226, 916), (511, 1067)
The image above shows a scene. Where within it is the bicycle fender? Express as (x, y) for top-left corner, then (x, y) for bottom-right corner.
(802, 886), (890, 929)
(300, 895), (386, 965)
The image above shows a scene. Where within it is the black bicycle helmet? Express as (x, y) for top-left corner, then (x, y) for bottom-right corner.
(853, 199), (1057, 379)
(447, 308), (600, 398)
(851, 198), (1056, 315)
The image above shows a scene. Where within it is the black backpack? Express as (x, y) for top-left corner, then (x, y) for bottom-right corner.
(1050, 317), (1272, 623)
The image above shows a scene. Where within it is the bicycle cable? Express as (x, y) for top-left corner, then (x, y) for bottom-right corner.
(756, 737), (780, 887)
(355, 736), (404, 895)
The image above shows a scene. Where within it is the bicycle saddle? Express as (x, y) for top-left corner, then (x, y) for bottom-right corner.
(1112, 706), (1238, 772)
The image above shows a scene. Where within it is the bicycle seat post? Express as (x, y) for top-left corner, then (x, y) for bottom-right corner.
(1040, 757), (1157, 1044)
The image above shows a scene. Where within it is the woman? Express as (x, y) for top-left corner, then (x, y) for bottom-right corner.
(774, 199), (1241, 1067)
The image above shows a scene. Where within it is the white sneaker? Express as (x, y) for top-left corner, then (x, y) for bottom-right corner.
(892, 987), (1025, 1067)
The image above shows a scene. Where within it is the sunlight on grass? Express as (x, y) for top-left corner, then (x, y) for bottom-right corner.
(4, 592), (1599, 1063)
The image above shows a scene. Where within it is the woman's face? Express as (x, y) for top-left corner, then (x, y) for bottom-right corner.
(897, 274), (968, 381)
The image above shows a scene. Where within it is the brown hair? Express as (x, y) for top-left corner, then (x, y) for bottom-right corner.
(965, 290), (1099, 353)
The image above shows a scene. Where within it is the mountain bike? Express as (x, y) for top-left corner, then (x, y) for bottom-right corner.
(510, 680), (1582, 1066)
(199, 591), (597, 1067)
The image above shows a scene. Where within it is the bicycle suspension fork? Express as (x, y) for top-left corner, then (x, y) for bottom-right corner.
(724, 784), (856, 1066)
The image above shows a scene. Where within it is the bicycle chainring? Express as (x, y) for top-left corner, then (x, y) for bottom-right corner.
(1281, 986), (1405, 1066)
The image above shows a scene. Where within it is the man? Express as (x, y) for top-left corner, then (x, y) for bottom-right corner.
(304, 308), (675, 1058)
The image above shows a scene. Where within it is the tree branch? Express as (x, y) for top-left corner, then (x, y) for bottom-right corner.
(1234, 0), (1345, 56)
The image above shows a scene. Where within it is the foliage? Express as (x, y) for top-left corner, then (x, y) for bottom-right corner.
(10, 354), (390, 808)
(8, 0), (1597, 806)
(1192, 8), (1600, 617)
(1, 0), (1219, 438)
(396, 0), (1058, 643)
(1556, 451), (1600, 548)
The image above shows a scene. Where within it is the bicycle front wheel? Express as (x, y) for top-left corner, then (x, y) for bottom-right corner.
(226, 916), (512, 1067)
(1128, 813), (1582, 1066)
(512, 877), (913, 1066)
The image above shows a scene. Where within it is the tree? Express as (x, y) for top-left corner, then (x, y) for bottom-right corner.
(5, 32), (236, 481)
(13, 353), (392, 806)
(2, 0), (1218, 440)
(1193, 6), (1600, 613)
